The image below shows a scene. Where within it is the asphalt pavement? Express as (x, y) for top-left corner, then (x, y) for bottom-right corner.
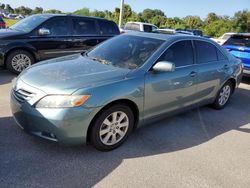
(0, 69), (250, 188)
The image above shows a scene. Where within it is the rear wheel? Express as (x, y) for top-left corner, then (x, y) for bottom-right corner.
(6, 50), (34, 74)
(90, 104), (134, 151)
(212, 81), (233, 110)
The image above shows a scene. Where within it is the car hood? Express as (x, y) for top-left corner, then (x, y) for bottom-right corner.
(0, 28), (25, 38)
(19, 54), (131, 94)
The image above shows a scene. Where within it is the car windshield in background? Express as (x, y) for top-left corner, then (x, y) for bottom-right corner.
(10, 14), (52, 32)
(86, 35), (164, 69)
(224, 35), (250, 47)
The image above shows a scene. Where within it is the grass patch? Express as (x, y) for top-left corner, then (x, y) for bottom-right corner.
(3, 18), (18, 27)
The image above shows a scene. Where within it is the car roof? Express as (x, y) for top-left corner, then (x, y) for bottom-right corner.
(34, 13), (111, 21)
(125, 31), (206, 41)
(126, 22), (157, 27)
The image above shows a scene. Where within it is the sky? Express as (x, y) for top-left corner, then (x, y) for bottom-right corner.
(0, 0), (250, 19)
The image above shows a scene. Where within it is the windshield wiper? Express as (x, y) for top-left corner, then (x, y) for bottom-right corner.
(88, 56), (111, 65)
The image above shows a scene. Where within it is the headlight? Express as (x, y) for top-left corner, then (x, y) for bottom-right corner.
(36, 95), (90, 108)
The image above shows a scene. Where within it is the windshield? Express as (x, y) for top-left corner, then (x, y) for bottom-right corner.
(10, 14), (52, 32)
(224, 35), (250, 47)
(86, 35), (164, 69)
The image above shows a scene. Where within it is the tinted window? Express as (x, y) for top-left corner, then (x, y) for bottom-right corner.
(72, 18), (97, 35)
(159, 40), (194, 67)
(10, 14), (52, 32)
(42, 17), (69, 36)
(86, 35), (164, 69)
(217, 49), (226, 60)
(124, 23), (140, 31)
(99, 20), (119, 35)
(143, 25), (153, 32)
(195, 41), (217, 63)
(224, 35), (250, 47)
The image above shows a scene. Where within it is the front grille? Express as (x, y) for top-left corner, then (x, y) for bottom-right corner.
(12, 89), (36, 103)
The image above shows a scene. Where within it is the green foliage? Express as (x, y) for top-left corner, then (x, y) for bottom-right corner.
(73, 8), (90, 16)
(1, 3), (249, 37)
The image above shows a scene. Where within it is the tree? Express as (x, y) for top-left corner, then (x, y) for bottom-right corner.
(14, 6), (32, 15)
(205, 12), (219, 24)
(0, 3), (5, 10)
(184, 16), (203, 29)
(5, 4), (14, 13)
(32, 7), (43, 14)
(91, 10), (106, 18)
(44, 9), (62, 14)
(232, 10), (250, 32)
(73, 8), (90, 16)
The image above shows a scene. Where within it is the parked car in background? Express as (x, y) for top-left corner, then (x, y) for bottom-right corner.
(176, 29), (203, 36)
(124, 22), (158, 32)
(11, 32), (243, 151)
(0, 16), (6, 29)
(153, 28), (194, 35)
(223, 33), (250, 76)
(212, 32), (236, 45)
(0, 14), (120, 73)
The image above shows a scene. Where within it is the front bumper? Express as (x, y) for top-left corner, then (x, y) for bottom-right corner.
(10, 90), (101, 145)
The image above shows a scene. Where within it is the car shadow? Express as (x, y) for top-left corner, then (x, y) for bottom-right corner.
(0, 70), (16, 85)
(241, 76), (250, 84)
(1, 86), (250, 187)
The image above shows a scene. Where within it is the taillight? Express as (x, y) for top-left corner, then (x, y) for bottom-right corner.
(120, 31), (125, 35)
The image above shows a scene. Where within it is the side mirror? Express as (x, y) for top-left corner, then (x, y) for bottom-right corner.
(38, 28), (50, 36)
(152, 61), (175, 72)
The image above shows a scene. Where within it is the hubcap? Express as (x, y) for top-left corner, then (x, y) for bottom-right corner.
(99, 111), (129, 146)
(218, 85), (231, 106)
(11, 54), (31, 72)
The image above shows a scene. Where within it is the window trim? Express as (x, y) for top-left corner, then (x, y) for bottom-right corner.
(193, 39), (228, 65)
(70, 17), (99, 36)
(37, 16), (71, 37)
(150, 39), (195, 70)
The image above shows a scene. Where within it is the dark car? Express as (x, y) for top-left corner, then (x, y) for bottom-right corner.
(0, 16), (6, 29)
(176, 29), (203, 36)
(223, 33), (250, 76)
(0, 14), (120, 73)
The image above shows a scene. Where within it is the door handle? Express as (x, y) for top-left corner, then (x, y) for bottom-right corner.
(223, 64), (229, 69)
(189, 71), (197, 77)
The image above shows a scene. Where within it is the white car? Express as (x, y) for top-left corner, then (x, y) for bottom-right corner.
(124, 22), (158, 32)
(212, 32), (236, 45)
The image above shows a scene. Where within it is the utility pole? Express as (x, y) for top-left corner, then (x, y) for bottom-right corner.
(118, 0), (124, 28)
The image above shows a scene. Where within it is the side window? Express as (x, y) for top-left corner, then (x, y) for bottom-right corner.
(72, 18), (97, 35)
(159, 40), (194, 67)
(125, 23), (140, 31)
(42, 17), (69, 36)
(99, 21), (119, 35)
(143, 25), (153, 32)
(217, 49), (226, 60)
(195, 41), (217, 63)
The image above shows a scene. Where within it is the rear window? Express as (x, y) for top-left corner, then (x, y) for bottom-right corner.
(99, 20), (119, 35)
(72, 18), (97, 35)
(143, 25), (154, 32)
(224, 35), (250, 47)
(124, 23), (140, 31)
(195, 41), (217, 63)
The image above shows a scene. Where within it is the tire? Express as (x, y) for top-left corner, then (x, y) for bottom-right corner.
(6, 50), (34, 74)
(90, 104), (134, 151)
(212, 81), (233, 110)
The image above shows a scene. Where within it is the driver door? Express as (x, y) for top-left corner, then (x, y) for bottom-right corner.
(144, 40), (198, 119)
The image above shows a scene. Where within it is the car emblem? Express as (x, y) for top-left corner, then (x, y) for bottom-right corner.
(238, 47), (245, 51)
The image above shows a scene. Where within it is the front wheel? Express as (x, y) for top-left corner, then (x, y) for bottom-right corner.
(90, 104), (134, 151)
(212, 81), (233, 110)
(6, 50), (34, 74)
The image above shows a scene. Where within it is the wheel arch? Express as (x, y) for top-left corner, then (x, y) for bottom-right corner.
(86, 99), (140, 143)
(4, 46), (38, 66)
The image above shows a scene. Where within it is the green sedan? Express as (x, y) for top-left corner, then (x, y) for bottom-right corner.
(11, 32), (243, 151)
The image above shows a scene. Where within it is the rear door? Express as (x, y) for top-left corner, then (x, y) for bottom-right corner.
(194, 40), (229, 103)
(68, 17), (100, 53)
(144, 40), (198, 119)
